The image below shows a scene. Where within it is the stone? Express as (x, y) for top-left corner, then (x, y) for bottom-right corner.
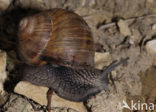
(152, 24), (156, 30)
(147, 0), (154, 3)
(51, 92), (86, 112)
(0, 92), (8, 106)
(4, 94), (37, 112)
(15, 0), (78, 10)
(75, 8), (112, 27)
(89, 0), (96, 7)
(117, 19), (131, 36)
(0, 0), (12, 11)
(153, 58), (156, 66)
(149, 88), (156, 102)
(131, 29), (142, 44)
(14, 81), (48, 105)
(0, 50), (7, 94)
(15, 0), (45, 9)
(14, 81), (87, 112)
(94, 52), (111, 70)
(146, 39), (156, 55)
(0, 50), (8, 106)
(87, 91), (124, 112)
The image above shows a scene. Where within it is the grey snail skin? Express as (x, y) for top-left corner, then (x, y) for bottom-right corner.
(17, 8), (128, 111)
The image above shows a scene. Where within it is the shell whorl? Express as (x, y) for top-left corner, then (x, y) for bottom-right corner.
(18, 13), (52, 66)
(18, 8), (95, 68)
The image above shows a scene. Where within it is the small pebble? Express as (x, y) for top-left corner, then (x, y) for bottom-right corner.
(146, 39), (156, 55)
(117, 19), (131, 36)
(0, 0), (12, 11)
(152, 24), (156, 30)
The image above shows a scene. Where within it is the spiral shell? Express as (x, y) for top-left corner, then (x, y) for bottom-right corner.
(18, 8), (95, 68)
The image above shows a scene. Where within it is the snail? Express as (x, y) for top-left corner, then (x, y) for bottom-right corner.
(17, 8), (128, 111)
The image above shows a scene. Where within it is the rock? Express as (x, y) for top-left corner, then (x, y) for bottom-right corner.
(75, 7), (92, 16)
(51, 92), (86, 112)
(152, 24), (156, 30)
(7, 50), (17, 71)
(75, 8), (112, 27)
(0, 0), (12, 11)
(147, 0), (154, 3)
(86, 12), (111, 27)
(89, 0), (96, 7)
(14, 81), (87, 112)
(146, 39), (156, 55)
(94, 52), (111, 70)
(14, 81), (48, 105)
(15, 0), (46, 10)
(3, 94), (39, 112)
(153, 58), (156, 66)
(15, 0), (80, 10)
(0, 50), (7, 94)
(117, 19), (131, 36)
(131, 29), (142, 44)
(0, 50), (8, 106)
(87, 91), (124, 112)
(79, 0), (86, 7)
(149, 88), (156, 102)
(0, 92), (8, 106)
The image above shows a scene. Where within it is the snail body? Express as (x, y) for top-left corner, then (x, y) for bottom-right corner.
(20, 64), (107, 101)
(18, 8), (127, 102)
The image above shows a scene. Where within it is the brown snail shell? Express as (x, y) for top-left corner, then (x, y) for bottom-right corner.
(18, 8), (94, 68)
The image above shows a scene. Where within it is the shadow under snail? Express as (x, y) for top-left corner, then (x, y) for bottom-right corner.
(17, 8), (128, 111)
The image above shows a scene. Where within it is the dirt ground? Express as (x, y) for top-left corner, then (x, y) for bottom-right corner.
(0, 0), (156, 112)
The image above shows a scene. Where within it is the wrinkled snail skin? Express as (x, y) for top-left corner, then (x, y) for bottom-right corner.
(20, 64), (108, 102)
(17, 8), (128, 102)
(20, 57), (129, 102)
